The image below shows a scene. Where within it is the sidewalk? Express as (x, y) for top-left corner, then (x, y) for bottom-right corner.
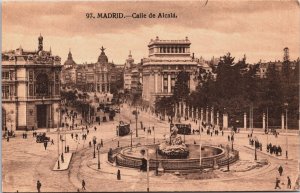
(243, 145), (294, 161)
(53, 152), (73, 171)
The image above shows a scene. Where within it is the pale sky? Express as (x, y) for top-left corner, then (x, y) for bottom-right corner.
(2, 0), (300, 65)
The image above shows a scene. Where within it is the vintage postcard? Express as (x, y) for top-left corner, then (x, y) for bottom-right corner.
(1, 0), (299, 192)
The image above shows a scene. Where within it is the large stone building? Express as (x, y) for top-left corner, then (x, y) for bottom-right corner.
(142, 36), (198, 105)
(123, 51), (135, 91)
(62, 46), (112, 93)
(1, 35), (62, 130)
(123, 51), (143, 95)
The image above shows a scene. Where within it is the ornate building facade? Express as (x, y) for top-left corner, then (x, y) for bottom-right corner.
(142, 36), (198, 105)
(62, 46), (112, 93)
(2, 35), (62, 130)
(61, 49), (77, 86)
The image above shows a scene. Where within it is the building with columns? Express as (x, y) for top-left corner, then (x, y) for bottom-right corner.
(142, 36), (198, 105)
(1, 34), (62, 130)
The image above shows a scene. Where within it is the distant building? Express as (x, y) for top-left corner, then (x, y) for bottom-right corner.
(256, 59), (299, 78)
(62, 49), (77, 86)
(142, 36), (198, 105)
(123, 51), (135, 91)
(1, 34), (62, 130)
(62, 46), (112, 93)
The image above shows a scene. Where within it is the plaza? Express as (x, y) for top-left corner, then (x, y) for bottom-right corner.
(2, 103), (299, 192)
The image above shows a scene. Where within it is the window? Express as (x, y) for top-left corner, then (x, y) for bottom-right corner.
(29, 71), (34, 82)
(55, 84), (60, 95)
(29, 84), (34, 96)
(163, 74), (168, 93)
(2, 85), (9, 99)
(2, 72), (9, 80)
(102, 74), (105, 81)
(171, 74), (176, 93)
(102, 84), (105, 92)
(36, 73), (49, 96)
(55, 73), (59, 82)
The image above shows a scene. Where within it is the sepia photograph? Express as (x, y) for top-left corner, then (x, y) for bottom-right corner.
(1, 0), (300, 192)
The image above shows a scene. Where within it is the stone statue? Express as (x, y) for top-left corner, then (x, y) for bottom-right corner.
(159, 125), (189, 159)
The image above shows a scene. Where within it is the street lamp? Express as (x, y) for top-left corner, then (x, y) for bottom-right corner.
(56, 106), (60, 169)
(153, 127), (155, 144)
(135, 106), (139, 137)
(97, 143), (101, 169)
(284, 102), (288, 159)
(93, 136), (97, 158)
(130, 130), (133, 149)
(226, 144), (230, 171)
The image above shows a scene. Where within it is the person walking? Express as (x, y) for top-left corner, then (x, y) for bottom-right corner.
(82, 179), (86, 190)
(287, 176), (292, 189)
(275, 177), (281, 189)
(117, 169), (121, 180)
(278, 165), (283, 176)
(37, 180), (42, 193)
(51, 139), (54, 145)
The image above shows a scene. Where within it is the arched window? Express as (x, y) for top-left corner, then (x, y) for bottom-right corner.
(36, 73), (49, 96)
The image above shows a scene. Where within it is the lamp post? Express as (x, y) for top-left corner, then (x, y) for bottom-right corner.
(93, 136), (97, 158)
(56, 106), (60, 169)
(130, 130), (133, 149)
(97, 143), (101, 169)
(153, 126), (155, 144)
(199, 122), (202, 167)
(135, 106), (138, 137)
(254, 137), (257, 161)
(284, 102), (288, 159)
(226, 144), (230, 171)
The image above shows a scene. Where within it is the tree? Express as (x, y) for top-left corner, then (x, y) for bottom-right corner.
(172, 71), (190, 103)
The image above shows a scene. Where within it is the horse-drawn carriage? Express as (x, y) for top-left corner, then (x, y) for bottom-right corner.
(2, 130), (16, 138)
(36, 133), (50, 143)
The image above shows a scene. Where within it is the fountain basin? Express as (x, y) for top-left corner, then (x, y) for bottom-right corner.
(109, 144), (239, 171)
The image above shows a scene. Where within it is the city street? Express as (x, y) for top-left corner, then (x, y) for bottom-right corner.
(2, 104), (299, 192)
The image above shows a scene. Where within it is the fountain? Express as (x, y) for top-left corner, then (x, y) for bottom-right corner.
(108, 126), (239, 172)
(158, 125), (189, 159)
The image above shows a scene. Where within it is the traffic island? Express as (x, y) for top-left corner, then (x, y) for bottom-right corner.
(53, 152), (73, 171)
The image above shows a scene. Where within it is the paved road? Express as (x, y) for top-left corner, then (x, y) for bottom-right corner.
(2, 103), (299, 192)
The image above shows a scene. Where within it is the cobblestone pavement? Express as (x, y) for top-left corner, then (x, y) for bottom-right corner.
(2, 104), (299, 192)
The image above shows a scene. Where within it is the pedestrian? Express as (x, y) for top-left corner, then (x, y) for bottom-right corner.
(94, 126), (97, 131)
(71, 133), (73, 139)
(278, 165), (283, 176)
(51, 139), (54, 145)
(7, 136), (9, 142)
(44, 142), (48, 150)
(117, 169), (121, 180)
(275, 177), (281, 189)
(37, 180), (42, 193)
(82, 180), (86, 190)
(61, 154), (64, 163)
(287, 176), (291, 189)
(228, 135), (230, 142)
(101, 139), (103, 147)
(89, 141), (92, 147)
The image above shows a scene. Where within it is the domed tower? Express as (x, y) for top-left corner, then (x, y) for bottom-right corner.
(63, 49), (76, 68)
(98, 46), (108, 64)
(125, 50), (134, 69)
(38, 33), (43, 52)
